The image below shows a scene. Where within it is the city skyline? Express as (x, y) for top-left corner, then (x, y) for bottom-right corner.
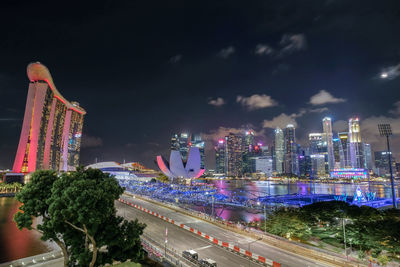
(1, 1), (400, 170)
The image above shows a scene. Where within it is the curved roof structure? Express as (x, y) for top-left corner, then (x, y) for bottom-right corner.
(27, 62), (86, 114)
(157, 147), (205, 179)
(86, 161), (122, 170)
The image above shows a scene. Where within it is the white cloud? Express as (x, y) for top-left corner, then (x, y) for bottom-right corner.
(309, 90), (346, 105)
(262, 113), (298, 129)
(218, 46), (235, 59)
(208, 97), (225, 107)
(236, 94), (278, 110)
(279, 34), (307, 55)
(261, 107), (324, 129)
(309, 107), (329, 113)
(380, 63), (400, 80)
(254, 44), (274, 56)
(389, 101), (400, 115)
(202, 127), (245, 143)
(169, 54), (182, 63)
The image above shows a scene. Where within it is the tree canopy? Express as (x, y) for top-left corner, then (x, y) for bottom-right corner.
(264, 201), (400, 262)
(14, 168), (146, 267)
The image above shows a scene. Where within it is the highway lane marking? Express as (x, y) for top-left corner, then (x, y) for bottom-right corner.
(119, 198), (331, 267)
(118, 202), (264, 267)
(194, 245), (213, 251)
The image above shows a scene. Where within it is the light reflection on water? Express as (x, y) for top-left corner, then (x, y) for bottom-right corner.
(0, 197), (50, 263)
(190, 180), (400, 223)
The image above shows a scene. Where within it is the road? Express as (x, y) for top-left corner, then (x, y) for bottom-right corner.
(118, 195), (331, 267)
(116, 201), (263, 267)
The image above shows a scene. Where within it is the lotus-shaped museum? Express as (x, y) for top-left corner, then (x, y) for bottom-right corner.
(156, 147), (205, 179)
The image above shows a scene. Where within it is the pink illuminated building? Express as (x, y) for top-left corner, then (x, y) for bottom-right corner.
(12, 62), (86, 173)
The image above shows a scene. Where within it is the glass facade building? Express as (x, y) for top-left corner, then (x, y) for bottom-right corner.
(274, 128), (284, 174)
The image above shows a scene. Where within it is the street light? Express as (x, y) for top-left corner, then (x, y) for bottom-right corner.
(378, 124), (397, 209)
(335, 217), (351, 259)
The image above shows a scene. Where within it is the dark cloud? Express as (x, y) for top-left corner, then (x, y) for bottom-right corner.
(81, 135), (103, 148)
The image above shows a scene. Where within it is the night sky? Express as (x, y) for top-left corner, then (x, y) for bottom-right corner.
(1, 0), (400, 170)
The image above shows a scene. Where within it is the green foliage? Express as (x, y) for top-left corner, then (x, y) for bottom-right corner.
(14, 168), (146, 267)
(14, 170), (58, 231)
(155, 173), (169, 183)
(0, 182), (23, 192)
(358, 250), (366, 260)
(264, 201), (400, 261)
(377, 254), (389, 265)
(264, 208), (311, 240)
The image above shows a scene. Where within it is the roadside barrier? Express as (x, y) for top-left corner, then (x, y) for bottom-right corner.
(118, 198), (281, 267)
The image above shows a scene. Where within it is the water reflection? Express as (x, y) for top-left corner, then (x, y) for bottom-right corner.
(193, 180), (400, 223)
(0, 197), (50, 263)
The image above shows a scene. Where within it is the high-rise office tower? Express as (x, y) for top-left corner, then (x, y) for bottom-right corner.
(253, 156), (273, 176)
(13, 62), (86, 173)
(226, 133), (244, 177)
(310, 154), (326, 178)
(338, 132), (350, 168)
(179, 133), (190, 161)
(274, 128), (284, 174)
(333, 137), (345, 168)
(348, 117), (364, 168)
(190, 134), (205, 169)
(215, 139), (226, 174)
(259, 143), (269, 157)
(363, 143), (373, 171)
(171, 134), (180, 151)
(298, 148), (311, 177)
(374, 151), (396, 176)
(284, 124), (299, 175)
(322, 117), (335, 171)
(244, 130), (255, 151)
(242, 130), (255, 174)
(171, 133), (190, 160)
(309, 133), (323, 154)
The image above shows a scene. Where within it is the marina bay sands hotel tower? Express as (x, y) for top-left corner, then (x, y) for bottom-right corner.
(12, 62), (86, 174)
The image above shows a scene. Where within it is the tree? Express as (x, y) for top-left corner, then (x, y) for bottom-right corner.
(156, 173), (169, 183)
(14, 168), (146, 267)
(14, 170), (70, 266)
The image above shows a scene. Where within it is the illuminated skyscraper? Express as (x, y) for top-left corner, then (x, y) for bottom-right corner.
(284, 124), (299, 175)
(333, 137), (345, 168)
(348, 117), (364, 168)
(322, 117), (335, 171)
(179, 133), (190, 161)
(191, 133), (205, 169)
(171, 134), (180, 151)
(226, 133), (244, 177)
(363, 143), (373, 170)
(242, 130), (255, 174)
(215, 139), (226, 174)
(338, 132), (350, 168)
(374, 151), (395, 176)
(274, 128), (284, 174)
(13, 62), (86, 173)
(309, 133), (323, 154)
(310, 154), (326, 178)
